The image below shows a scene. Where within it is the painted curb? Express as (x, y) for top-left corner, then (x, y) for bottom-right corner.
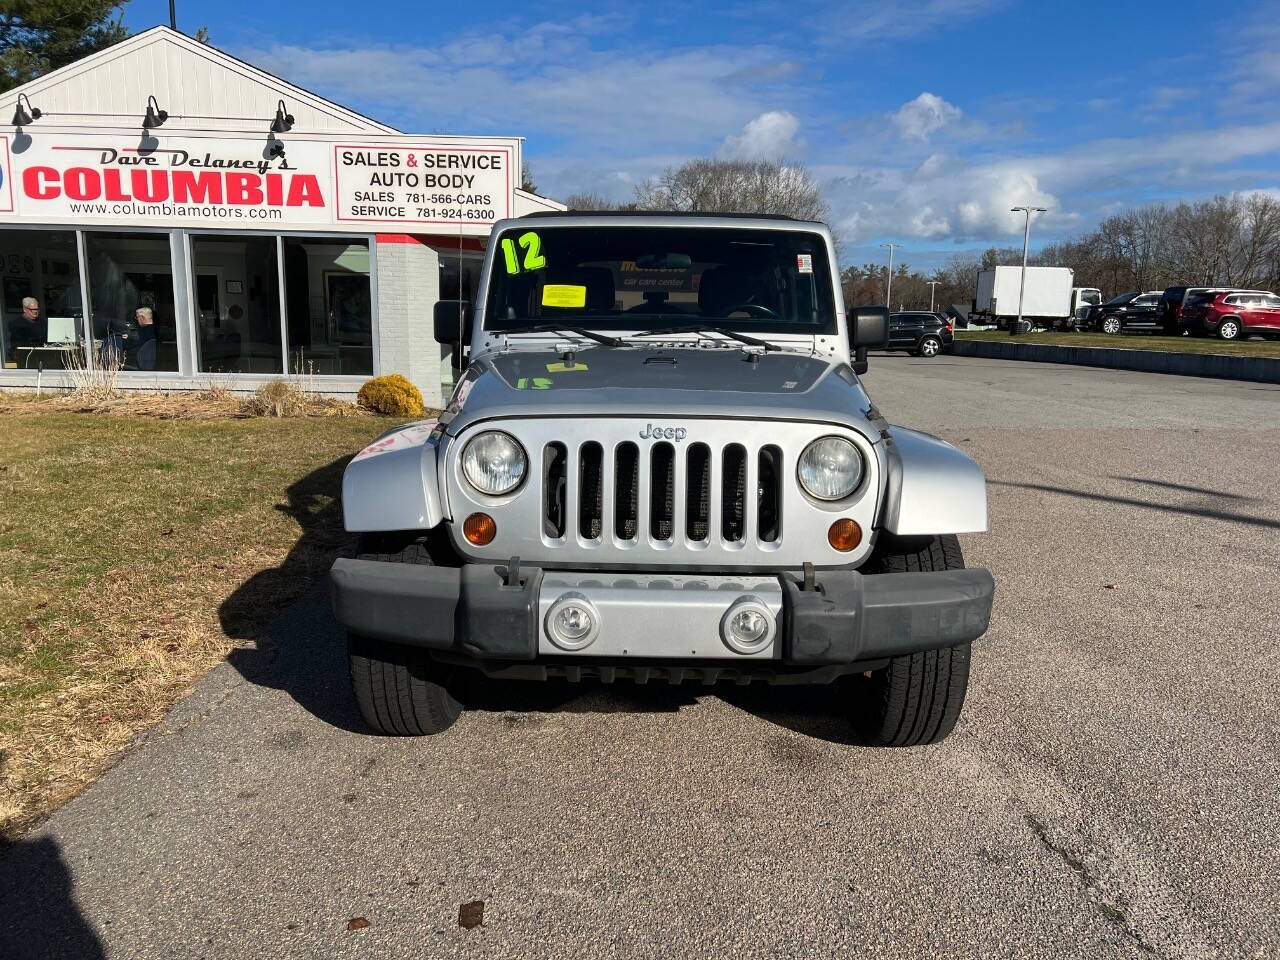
(951, 339), (1280, 384)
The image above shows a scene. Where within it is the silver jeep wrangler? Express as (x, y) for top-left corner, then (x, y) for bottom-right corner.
(331, 213), (994, 745)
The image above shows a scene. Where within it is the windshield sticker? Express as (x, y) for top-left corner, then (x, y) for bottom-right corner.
(546, 361), (588, 373)
(501, 232), (548, 275)
(541, 284), (587, 308)
(797, 253), (813, 274)
(516, 376), (554, 390)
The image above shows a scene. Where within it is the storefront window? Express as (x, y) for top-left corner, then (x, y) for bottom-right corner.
(84, 232), (178, 372)
(191, 235), (283, 374)
(283, 238), (373, 376)
(438, 249), (483, 384)
(0, 230), (85, 372)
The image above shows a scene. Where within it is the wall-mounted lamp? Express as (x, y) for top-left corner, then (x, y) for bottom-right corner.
(142, 95), (169, 129)
(11, 93), (41, 127)
(270, 99), (294, 134)
(267, 140), (286, 160)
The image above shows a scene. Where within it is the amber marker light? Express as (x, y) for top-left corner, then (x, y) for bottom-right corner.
(828, 518), (862, 552)
(463, 513), (497, 546)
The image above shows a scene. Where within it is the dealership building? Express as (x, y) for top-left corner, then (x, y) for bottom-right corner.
(0, 26), (562, 405)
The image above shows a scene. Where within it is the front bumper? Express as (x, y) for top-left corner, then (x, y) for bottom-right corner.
(329, 559), (995, 673)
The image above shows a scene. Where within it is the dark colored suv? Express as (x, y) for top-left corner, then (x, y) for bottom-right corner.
(887, 312), (953, 357)
(1179, 290), (1280, 339)
(1093, 291), (1163, 334)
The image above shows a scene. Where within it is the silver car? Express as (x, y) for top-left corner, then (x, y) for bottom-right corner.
(331, 213), (994, 745)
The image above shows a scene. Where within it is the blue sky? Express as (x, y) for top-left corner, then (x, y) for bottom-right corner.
(126, 0), (1280, 270)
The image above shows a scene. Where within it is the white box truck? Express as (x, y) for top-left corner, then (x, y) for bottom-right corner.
(972, 266), (1075, 329)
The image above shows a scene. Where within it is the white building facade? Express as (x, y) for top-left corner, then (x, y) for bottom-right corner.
(0, 26), (561, 405)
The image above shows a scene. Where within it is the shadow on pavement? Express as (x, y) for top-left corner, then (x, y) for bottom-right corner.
(220, 454), (368, 733)
(0, 836), (105, 960)
(991, 479), (1280, 530)
(718, 683), (865, 746)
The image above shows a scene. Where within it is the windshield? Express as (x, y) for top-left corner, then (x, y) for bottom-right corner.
(482, 225), (836, 335)
(1104, 292), (1136, 306)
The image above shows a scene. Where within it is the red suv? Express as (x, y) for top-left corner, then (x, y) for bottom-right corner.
(1179, 289), (1280, 340)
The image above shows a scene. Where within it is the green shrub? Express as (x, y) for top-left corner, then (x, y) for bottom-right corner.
(357, 374), (424, 417)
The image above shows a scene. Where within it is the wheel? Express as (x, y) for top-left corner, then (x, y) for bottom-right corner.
(347, 532), (463, 735)
(1217, 318), (1241, 340)
(916, 335), (942, 358)
(1101, 316), (1122, 335)
(848, 534), (972, 746)
(348, 634), (463, 736)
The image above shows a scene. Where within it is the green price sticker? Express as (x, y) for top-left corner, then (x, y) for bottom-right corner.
(501, 232), (547, 275)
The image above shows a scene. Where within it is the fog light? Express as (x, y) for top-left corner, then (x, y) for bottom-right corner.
(828, 518), (862, 552)
(545, 593), (600, 650)
(463, 512), (497, 545)
(720, 597), (775, 655)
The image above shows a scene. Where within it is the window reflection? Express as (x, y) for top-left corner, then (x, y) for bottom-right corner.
(85, 232), (178, 372)
(0, 230), (85, 371)
(284, 238), (372, 376)
(191, 235), (283, 374)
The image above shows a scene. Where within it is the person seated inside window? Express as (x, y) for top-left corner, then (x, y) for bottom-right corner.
(10, 297), (47, 348)
(132, 306), (157, 370)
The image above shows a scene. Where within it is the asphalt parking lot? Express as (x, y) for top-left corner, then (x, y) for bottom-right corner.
(2, 355), (1278, 960)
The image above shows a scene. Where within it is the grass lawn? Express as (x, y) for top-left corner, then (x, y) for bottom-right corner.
(0, 407), (404, 839)
(955, 330), (1280, 358)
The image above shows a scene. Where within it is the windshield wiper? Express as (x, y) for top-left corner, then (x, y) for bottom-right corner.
(633, 325), (781, 351)
(502, 324), (623, 347)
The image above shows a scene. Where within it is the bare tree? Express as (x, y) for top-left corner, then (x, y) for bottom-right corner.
(562, 192), (618, 211)
(634, 158), (830, 221)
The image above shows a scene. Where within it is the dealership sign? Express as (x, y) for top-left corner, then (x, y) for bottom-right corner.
(0, 132), (517, 234)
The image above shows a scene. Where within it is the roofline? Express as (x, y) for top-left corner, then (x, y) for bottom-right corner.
(0, 25), (399, 134)
(519, 209), (822, 223)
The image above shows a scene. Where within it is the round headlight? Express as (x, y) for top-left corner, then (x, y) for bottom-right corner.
(461, 431), (527, 496)
(798, 436), (863, 501)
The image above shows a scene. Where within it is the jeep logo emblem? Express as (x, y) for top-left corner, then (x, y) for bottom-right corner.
(639, 423), (687, 441)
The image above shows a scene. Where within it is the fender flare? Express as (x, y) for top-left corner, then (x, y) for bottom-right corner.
(342, 421), (447, 532)
(880, 426), (988, 536)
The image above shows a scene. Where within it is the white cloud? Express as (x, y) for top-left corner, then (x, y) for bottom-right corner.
(823, 0), (1008, 41)
(718, 111), (803, 161)
(890, 93), (962, 141)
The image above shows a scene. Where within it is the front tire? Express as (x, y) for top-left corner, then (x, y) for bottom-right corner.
(1101, 316), (1122, 335)
(848, 534), (973, 746)
(348, 531), (463, 735)
(349, 634), (462, 735)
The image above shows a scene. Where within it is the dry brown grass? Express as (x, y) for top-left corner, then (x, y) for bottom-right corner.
(0, 409), (406, 839)
(0, 383), (371, 421)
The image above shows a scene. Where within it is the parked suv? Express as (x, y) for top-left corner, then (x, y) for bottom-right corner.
(887, 311), (953, 357)
(330, 213), (994, 746)
(1179, 289), (1280, 339)
(1093, 291), (1164, 334)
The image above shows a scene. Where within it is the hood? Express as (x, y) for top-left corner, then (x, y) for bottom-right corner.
(441, 346), (877, 437)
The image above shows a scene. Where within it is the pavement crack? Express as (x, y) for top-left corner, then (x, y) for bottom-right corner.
(1024, 814), (1164, 959)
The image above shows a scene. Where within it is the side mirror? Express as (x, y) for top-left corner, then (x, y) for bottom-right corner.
(848, 305), (889, 375)
(433, 300), (471, 347)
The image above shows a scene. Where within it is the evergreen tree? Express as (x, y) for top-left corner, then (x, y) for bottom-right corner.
(1, 1), (130, 93)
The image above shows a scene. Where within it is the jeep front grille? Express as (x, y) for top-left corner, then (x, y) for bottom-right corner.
(543, 439), (784, 546)
(446, 418), (879, 569)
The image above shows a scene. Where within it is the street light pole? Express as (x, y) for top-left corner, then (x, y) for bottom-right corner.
(928, 280), (941, 313)
(1009, 205), (1047, 336)
(880, 242), (901, 308)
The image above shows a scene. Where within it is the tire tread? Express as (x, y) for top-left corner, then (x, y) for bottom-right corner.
(852, 534), (973, 747)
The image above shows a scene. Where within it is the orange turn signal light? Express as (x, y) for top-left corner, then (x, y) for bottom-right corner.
(828, 518), (862, 552)
(463, 512), (497, 545)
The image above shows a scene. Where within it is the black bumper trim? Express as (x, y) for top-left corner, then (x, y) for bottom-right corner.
(330, 560), (995, 665)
